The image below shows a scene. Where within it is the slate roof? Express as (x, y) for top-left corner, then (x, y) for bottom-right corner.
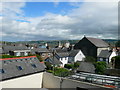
(98, 50), (112, 58)
(86, 37), (109, 47)
(31, 48), (50, 53)
(56, 52), (69, 57)
(55, 48), (69, 57)
(69, 50), (80, 57)
(55, 48), (68, 53)
(77, 62), (95, 73)
(2, 45), (29, 54)
(45, 57), (62, 65)
(0, 56), (46, 81)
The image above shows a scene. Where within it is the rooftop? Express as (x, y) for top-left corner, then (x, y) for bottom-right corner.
(85, 37), (109, 47)
(0, 56), (46, 81)
(98, 50), (112, 58)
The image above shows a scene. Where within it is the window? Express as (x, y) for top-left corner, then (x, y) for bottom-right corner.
(31, 64), (37, 68)
(17, 66), (23, 70)
(0, 69), (5, 74)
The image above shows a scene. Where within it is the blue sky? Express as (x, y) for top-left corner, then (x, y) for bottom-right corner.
(22, 2), (80, 17)
(0, 1), (118, 41)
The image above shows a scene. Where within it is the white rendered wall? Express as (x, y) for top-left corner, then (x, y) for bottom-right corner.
(1, 72), (43, 88)
(109, 51), (117, 63)
(60, 57), (68, 67)
(75, 50), (85, 62)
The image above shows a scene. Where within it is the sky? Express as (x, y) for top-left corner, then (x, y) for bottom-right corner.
(0, 0), (118, 41)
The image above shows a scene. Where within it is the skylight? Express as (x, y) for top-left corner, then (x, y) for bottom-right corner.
(31, 64), (37, 68)
(17, 66), (23, 70)
(0, 69), (5, 74)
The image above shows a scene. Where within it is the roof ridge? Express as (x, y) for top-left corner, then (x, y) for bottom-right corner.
(0, 56), (36, 60)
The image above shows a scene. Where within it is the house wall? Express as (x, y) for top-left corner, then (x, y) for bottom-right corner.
(42, 72), (111, 89)
(74, 37), (97, 58)
(97, 48), (109, 56)
(97, 57), (109, 63)
(60, 57), (69, 67)
(1, 72), (43, 88)
(109, 51), (117, 63)
(75, 50), (85, 62)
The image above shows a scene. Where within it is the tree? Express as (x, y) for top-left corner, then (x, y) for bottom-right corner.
(114, 56), (120, 69)
(54, 67), (70, 77)
(64, 64), (74, 69)
(94, 61), (107, 74)
(74, 62), (80, 69)
(64, 62), (80, 70)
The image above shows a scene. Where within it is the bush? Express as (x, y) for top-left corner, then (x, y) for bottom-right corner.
(54, 67), (70, 77)
(64, 64), (74, 69)
(64, 62), (80, 70)
(94, 61), (107, 74)
(47, 70), (53, 73)
(114, 56), (120, 69)
(1, 55), (21, 58)
(74, 62), (80, 69)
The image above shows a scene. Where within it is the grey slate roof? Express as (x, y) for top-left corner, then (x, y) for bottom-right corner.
(45, 57), (62, 65)
(86, 37), (109, 47)
(56, 52), (69, 57)
(55, 48), (68, 53)
(55, 48), (69, 57)
(31, 48), (50, 53)
(69, 50), (80, 57)
(0, 56), (46, 81)
(2, 45), (29, 54)
(98, 50), (112, 58)
(77, 62), (95, 73)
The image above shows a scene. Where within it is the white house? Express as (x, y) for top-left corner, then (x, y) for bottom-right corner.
(54, 48), (70, 67)
(55, 52), (69, 67)
(9, 50), (31, 56)
(97, 50), (117, 64)
(69, 50), (85, 63)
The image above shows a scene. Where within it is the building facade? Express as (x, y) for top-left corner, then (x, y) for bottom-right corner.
(74, 36), (109, 58)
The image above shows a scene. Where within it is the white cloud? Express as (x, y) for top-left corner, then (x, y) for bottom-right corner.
(1, 2), (26, 19)
(1, 2), (118, 41)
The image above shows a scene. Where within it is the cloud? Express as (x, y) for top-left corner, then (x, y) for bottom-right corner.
(1, 2), (26, 19)
(53, 1), (59, 7)
(1, 2), (118, 41)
